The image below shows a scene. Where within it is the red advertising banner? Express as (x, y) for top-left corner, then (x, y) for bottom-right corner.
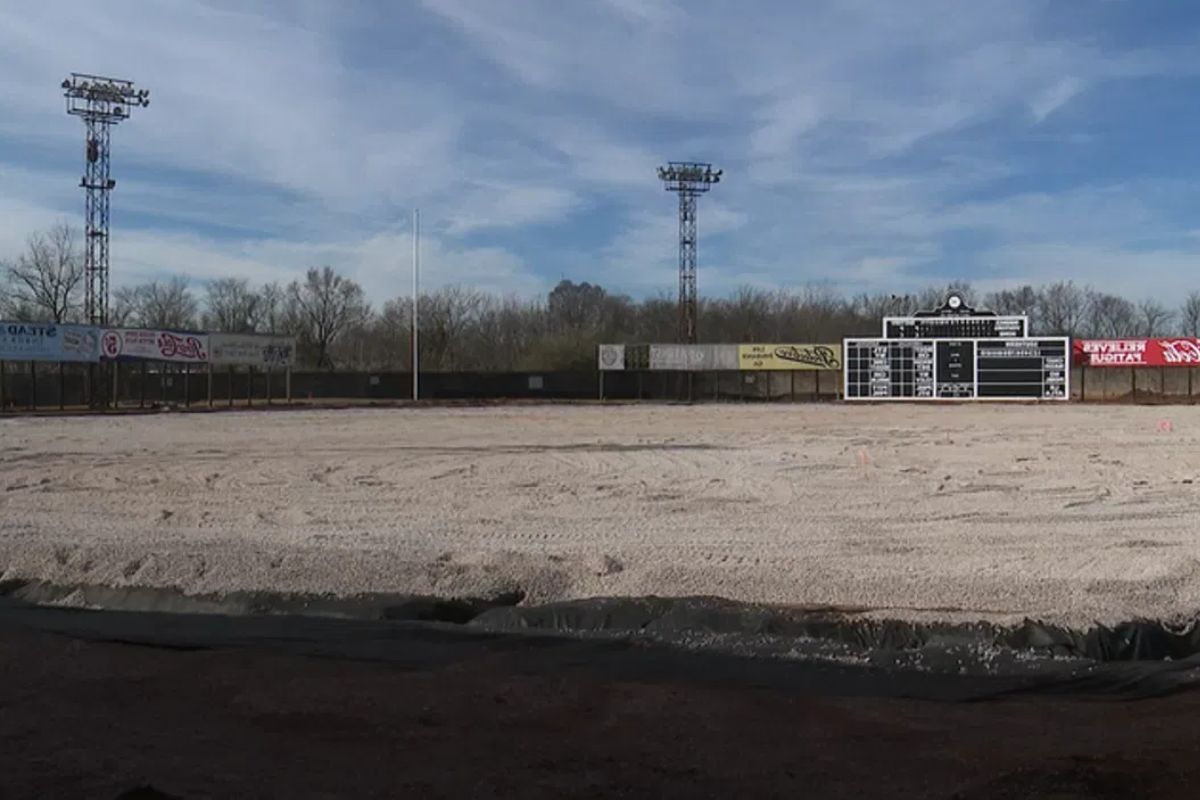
(1074, 338), (1200, 367)
(100, 328), (209, 363)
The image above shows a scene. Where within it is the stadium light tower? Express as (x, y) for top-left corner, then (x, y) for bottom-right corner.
(657, 161), (721, 343)
(62, 73), (150, 326)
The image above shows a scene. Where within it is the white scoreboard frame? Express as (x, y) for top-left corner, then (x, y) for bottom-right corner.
(842, 337), (1071, 402)
(880, 315), (1029, 337)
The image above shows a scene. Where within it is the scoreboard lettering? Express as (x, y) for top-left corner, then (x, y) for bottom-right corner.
(844, 338), (1069, 400)
(883, 316), (1027, 340)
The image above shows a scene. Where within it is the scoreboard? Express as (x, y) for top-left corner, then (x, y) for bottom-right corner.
(843, 338), (1069, 400)
(882, 315), (1027, 340)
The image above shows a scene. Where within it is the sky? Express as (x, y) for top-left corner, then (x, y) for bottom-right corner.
(4, 0), (1200, 306)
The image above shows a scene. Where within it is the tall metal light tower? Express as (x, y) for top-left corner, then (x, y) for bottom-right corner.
(657, 161), (721, 343)
(62, 73), (150, 326)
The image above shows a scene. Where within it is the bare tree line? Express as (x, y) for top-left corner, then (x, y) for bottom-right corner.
(5, 223), (1200, 371)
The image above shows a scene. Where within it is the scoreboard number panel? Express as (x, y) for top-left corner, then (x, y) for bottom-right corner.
(883, 316), (1028, 340)
(844, 338), (1069, 401)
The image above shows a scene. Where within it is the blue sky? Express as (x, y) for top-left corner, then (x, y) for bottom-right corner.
(4, 0), (1200, 305)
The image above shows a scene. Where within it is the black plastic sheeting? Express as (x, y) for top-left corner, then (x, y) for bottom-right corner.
(6, 580), (1200, 691)
(4, 584), (1200, 700)
(0, 579), (524, 624)
(470, 596), (1200, 663)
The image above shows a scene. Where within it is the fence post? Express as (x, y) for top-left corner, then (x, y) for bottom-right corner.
(160, 364), (167, 405)
(184, 365), (191, 409)
(228, 366), (234, 407)
(112, 362), (119, 410)
(140, 361), (146, 409)
(637, 371), (643, 400)
(286, 367), (292, 405)
(266, 368), (272, 406)
(598, 370), (604, 401)
(29, 361), (36, 411)
(207, 362), (213, 408)
(247, 366), (254, 407)
(0, 360), (5, 412)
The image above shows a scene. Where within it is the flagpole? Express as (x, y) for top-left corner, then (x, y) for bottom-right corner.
(412, 208), (420, 401)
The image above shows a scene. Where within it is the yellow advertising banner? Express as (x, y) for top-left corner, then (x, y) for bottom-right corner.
(737, 343), (842, 370)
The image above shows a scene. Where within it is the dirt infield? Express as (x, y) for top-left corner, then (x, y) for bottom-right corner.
(1, 403), (1197, 626)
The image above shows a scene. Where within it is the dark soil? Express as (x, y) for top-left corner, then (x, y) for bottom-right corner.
(2, 600), (1200, 799)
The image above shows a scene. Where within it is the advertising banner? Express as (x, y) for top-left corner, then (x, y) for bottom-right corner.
(648, 344), (739, 371)
(597, 344), (625, 371)
(210, 333), (296, 367)
(101, 328), (209, 364)
(738, 343), (842, 370)
(0, 322), (101, 363)
(1074, 339), (1200, 367)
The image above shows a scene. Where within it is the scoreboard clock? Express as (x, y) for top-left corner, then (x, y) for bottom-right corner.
(843, 338), (1069, 400)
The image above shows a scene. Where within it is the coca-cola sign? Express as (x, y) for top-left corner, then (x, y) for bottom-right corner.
(101, 328), (210, 363)
(1074, 338), (1200, 367)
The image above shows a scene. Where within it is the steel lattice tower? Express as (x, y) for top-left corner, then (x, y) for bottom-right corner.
(657, 162), (721, 343)
(62, 73), (149, 326)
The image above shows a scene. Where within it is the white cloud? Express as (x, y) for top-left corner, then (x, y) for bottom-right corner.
(108, 227), (547, 304)
(3, 0), (1200, 308)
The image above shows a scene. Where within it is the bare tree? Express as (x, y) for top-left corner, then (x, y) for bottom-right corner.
(204, 277), (261, 333)
(984, 285), (1038, 317)
(370, 297), (413, 369)
(1180, 291), (1200, 336)
(258, 282), (285, 333)
(635, 292), (676, 343)
(418, 285), (488, 370)
(714, 285), (773, 342)
(1035, 281), (1090, 336)
(547, 280), (607, 332)
(108, 286), (138, 327)
(2, 222), (84, 322)
(125, 277), (199, 330)
(1086, 292), (1138, 338)
(1137, 299), (1173, 337)
(285, 266), (371, 369)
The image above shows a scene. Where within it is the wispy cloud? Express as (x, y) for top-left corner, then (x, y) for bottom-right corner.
(3, 0), (1200, 307)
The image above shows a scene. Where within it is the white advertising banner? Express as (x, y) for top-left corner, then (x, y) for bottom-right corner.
(101, 328), (210, 364)
(210, 333), (296, 367)
(0, 322), (101, 363)
(648, 344), (739, 371)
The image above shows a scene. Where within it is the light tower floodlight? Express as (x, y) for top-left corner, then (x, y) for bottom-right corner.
(62, 73), (150, 326)
(657, 161), (722, 343)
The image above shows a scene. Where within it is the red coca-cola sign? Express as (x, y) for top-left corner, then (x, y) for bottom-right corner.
(1074, 338), (1200, 367)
